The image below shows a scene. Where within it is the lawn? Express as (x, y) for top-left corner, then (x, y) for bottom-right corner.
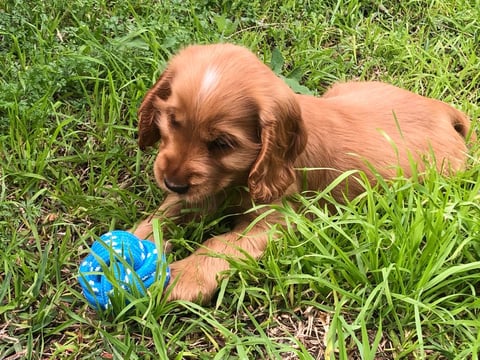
(1, 0), (479, 358)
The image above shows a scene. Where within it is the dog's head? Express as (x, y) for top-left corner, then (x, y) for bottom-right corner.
(138, 44), (307, 203)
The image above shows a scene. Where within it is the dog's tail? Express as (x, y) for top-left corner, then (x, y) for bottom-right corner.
(450, 106), (476, 143)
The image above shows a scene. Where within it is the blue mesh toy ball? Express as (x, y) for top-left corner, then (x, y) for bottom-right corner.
(78, 230), (170, 310)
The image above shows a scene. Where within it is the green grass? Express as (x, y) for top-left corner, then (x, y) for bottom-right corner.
(1, 0), (479, 358)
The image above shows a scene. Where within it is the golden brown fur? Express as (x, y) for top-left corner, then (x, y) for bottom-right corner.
(133, 43), (473, 303)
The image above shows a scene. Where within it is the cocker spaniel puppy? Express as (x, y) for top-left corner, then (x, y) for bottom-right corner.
(133, 43), (473, 303)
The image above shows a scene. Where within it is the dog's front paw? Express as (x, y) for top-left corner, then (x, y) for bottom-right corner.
(132, 220), (154, 241)
(166, 255), (225, 303)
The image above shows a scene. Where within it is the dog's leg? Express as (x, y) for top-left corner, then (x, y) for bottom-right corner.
(166, 210), (283, 303)
(131, 194), (185, 241)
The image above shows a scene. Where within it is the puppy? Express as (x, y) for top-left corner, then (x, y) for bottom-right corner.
(133, 43), (473, 303)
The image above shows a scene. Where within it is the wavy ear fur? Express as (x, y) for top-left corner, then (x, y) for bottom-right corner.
(248, 91), (307, 203)
(138, 70), (173, 150)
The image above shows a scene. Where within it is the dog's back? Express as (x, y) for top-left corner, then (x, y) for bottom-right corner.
(294, 81), (473, 199)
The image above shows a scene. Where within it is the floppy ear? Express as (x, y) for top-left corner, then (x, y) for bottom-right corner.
(248, 92), (307, 203)
(138, 70), (173, 150)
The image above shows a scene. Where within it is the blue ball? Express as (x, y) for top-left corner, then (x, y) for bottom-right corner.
(78, 230), (170, 310)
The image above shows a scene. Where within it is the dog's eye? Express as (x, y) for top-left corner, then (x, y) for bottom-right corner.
(168, 113), (180, 128)
(208, 136), (235, 152)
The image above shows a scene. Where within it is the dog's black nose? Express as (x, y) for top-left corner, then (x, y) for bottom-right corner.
(164, 178), (189, 194)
